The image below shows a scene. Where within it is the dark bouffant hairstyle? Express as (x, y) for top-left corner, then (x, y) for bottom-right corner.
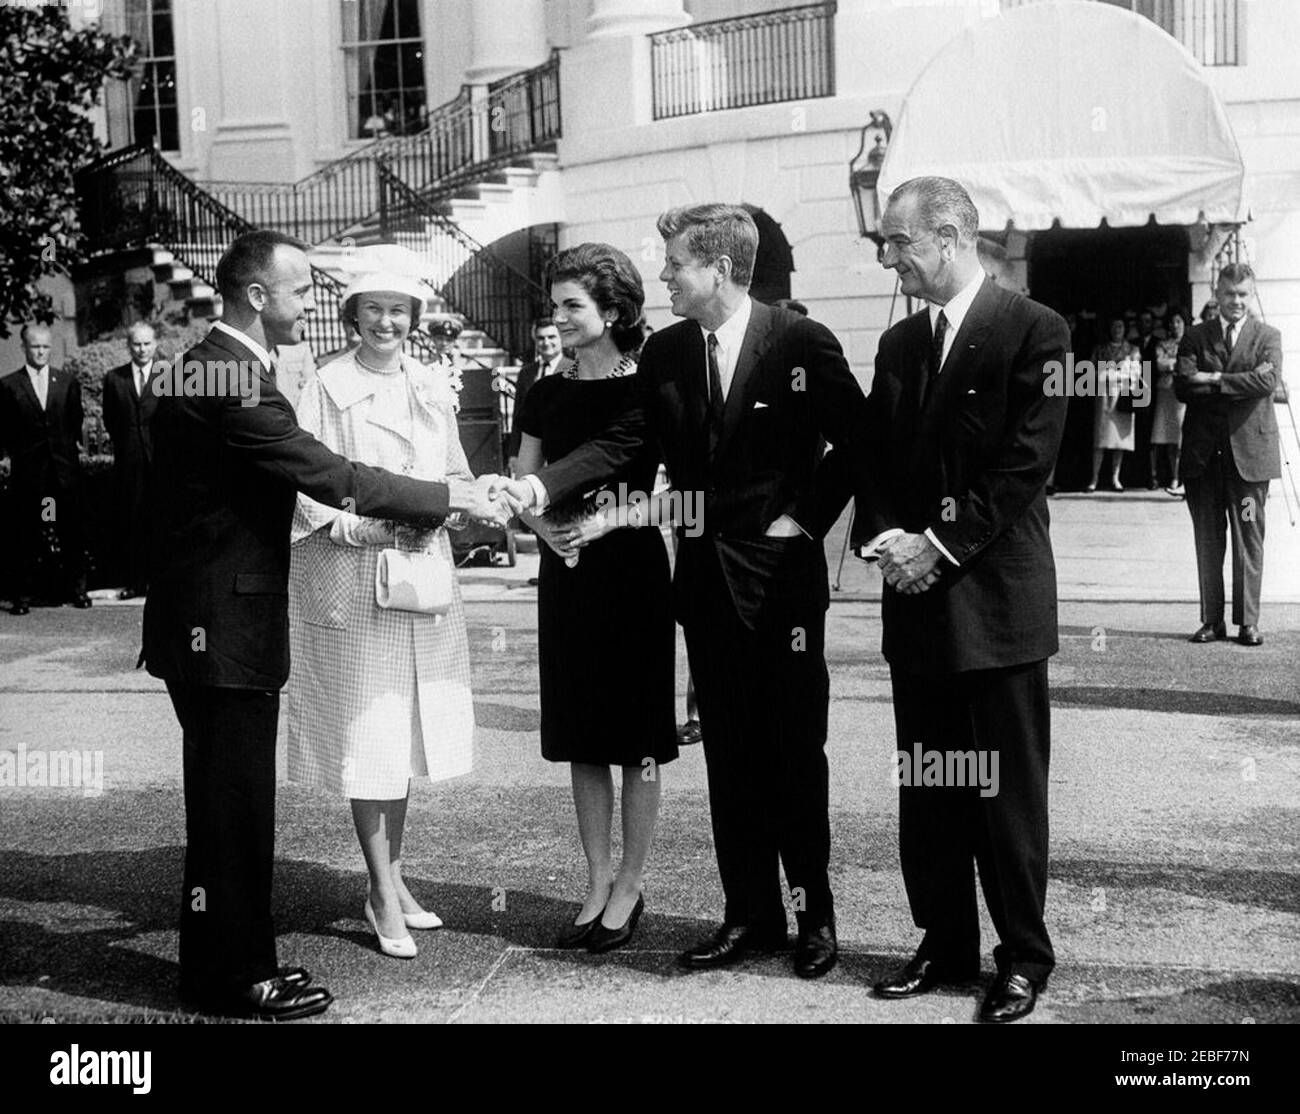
(545, 242), (647, 354)
(215, 229), (310, 304)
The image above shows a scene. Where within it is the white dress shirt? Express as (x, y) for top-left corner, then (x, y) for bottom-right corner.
(211, 320), (274, 372)
(701, 295), (754, 402)
(1219, 315), (1243, 351)
(132, 361), (153, 398)
(862, 267), (988, 568)
(26, 365), (49, 410)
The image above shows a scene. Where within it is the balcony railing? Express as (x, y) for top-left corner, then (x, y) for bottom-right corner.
(203, 51), (562, 246)
(650, 2), (836, 121)
(75, 144), (446, 366)
(1001, 0), (1244, 66)
(377, 164), (551, 364)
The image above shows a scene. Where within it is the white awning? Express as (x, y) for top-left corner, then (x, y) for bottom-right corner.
(876, 0), (1248, 231)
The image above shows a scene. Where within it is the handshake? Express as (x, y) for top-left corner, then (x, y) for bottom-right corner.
(446, 474), (538, 529)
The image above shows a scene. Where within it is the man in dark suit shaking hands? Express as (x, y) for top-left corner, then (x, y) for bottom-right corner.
(498, 206), (866, 978)
(102, 322), (161, 599)
(144, 230), (505, 1020)
(1175, 264), (1281, 647)
(855, 177), (1069, 1022)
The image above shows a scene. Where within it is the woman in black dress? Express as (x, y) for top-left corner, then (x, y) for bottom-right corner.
(514, 243), (676, 953)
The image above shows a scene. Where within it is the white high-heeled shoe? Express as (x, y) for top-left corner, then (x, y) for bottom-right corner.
(364, 899), (418, 959)
(403, 909), (443, 930)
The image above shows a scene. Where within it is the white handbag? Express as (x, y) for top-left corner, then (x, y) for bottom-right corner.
(375, 548), (454, 616)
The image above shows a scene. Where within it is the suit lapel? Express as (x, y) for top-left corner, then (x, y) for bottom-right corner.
(13, 368), (42, 416)
(922, 279), (995, 414)
(1225, 317), (1257, 373)
(717, 301), (773, 461)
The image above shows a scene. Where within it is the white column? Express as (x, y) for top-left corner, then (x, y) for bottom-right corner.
(464, 0), (549, 85)
(586, 0), (690, 40)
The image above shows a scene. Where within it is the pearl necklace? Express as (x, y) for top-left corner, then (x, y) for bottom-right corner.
(355, 350), (403, 375)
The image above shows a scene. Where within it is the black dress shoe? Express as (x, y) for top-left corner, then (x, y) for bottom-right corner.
(1237, 624), (1263, 646)
(676, 720), (703, 746)
(874, 955), (979, 999)
(679, 922), (787, 971)
(192, 975), (333, 1021)
(10, 603), (30, 616)
(979, 972), (1042, 1023)
(1189, 622), (1227, 643)
(588, 894), (644, 954)
(555, 910), (603, 949)
(71, 594), (92, 609)
(794, 919), (837, 979)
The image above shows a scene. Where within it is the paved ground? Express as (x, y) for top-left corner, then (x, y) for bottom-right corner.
(0, 495), (1297, 1024)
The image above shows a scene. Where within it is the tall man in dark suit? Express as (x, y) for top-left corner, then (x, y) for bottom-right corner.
(0, 323), (90, 613)
(498, 206), (866, 979)
(506, 317), (563, 475)
(143, 230), (505, 1020)
(1175, 263), (1281, 647)
(102, 321), (160, 599)
(855, 177), (1069, 1023)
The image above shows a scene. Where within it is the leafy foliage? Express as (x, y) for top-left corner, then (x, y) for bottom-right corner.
(0, 5), (136, 337)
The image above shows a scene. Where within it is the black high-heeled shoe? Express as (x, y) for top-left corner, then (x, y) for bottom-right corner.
(587, 894), (644, 954)
(555, 908), (604, 949)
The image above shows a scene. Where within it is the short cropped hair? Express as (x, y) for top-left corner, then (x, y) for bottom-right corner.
(127, 321), (157, 341)
(545, 242), (646, 354)
(1217, 263), (1256, 288)
(887, 176), (980, 244)
(19, 323), (52, 343)
(657, 204), (759, 288)
(216, 229), (310, 304)
(532, 317), (560, 334)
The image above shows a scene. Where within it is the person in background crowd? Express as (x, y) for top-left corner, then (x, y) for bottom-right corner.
(0, 323), (90, 613)
(508, 318), (564, 476)
(287, 272), (475, 961)
(427, 317), (464, 370)
(1200, 300), (1219, 324)
(1133, 309), (1162, 488)
(1151, 308), (1188, 496)
(102, 322), (161, 599)
(513, 242), (676, 954)
(1087, 316), (1140, 492)
(1177, 263), (1281, 648)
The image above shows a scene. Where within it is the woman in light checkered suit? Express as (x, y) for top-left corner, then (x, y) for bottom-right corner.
(286, 272), (474, 959)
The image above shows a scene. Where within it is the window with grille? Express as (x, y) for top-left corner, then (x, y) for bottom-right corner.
(341, 0), (427, 139)
(124, 0), (180, 151)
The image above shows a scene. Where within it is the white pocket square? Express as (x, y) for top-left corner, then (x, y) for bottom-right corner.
(753, 400), (770, 409)
(966, 389), (977, 395)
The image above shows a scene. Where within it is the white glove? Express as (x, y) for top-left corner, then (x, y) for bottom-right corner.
(328, 513), (395, 548)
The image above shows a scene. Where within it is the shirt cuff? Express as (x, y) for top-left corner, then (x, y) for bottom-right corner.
(924, 527), (960, 566)
(857, 527), (903, 561)
(524, 473), (549, 513)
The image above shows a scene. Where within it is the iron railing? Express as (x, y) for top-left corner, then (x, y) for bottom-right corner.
(377, 164), (550, 364)
(203, 51), (561, 246)
(1000, 0), (1245, 65)
(74, 144), (445, 366)
(650, 2), (836, 121)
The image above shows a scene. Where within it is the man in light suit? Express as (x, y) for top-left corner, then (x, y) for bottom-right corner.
(855, 177), (1069, 1022)
(498, 205), (866, 978)
(1176, 264), (1281, 647)
(0, 323), (90, 613)
(144, 230), (505, 1020)
(102, 321), (161, 599)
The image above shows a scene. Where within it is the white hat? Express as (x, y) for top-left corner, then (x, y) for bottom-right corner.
(340, 270), (430, 324)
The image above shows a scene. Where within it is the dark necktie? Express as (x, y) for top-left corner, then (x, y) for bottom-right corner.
(1225, 321), (1237, 352)
(921, 309), (948, 409)
(706, 332), (724, 456)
